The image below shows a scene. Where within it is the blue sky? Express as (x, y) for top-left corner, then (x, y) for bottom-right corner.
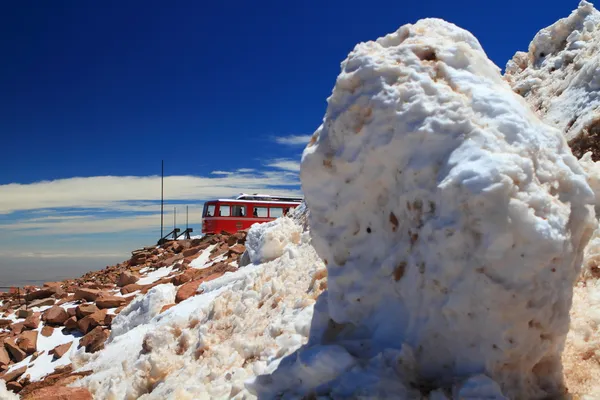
(0, 0), (580, 282)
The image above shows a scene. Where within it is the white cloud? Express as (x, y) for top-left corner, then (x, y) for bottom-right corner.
(273, 134), (313, 146)
(0, 170), (300, 215)
(266, 159), (301, 172)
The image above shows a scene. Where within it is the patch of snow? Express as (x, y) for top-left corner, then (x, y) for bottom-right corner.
(246, 217), (302, 264)
(110, 284), (176, 338)
(253, 17), (596, 400)
(0, 380), (19, 400)
(189, 244), (217, 269)
(136, 266), (175, 285)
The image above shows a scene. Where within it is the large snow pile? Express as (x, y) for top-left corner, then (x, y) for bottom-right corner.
(251, 17), (597, 399)
(505, 0), (600, 159)
(67, 217), (326, 399)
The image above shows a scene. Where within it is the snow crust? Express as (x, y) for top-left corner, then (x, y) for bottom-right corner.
(0, 380), (19, 400)
(136, 265), (175, 285)
(246, 218), (302, 264)
(251, 17), (597, 399)
(505, 1), (600, 149)
(70, 217), (325, 399)
(110, 284), (177, 338)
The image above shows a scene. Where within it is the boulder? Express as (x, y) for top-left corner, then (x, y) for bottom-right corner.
(28, 298), (55, 308)
(64, 316), (78, 331)
(41, 325), (54, 337)
(50, 342), (72, 359)
(17, 309), (33, 319)
(120, 283), (143, 294)
(6, 380), (22, 392)
(25, 288), (55, 301)
(77, 310), (107, 334)
(104, 314), (114, 327)
(75, 304), (98, 319)
(4, 338), (27, 362)
(66, 307), (77, 318)
(0, 365), (26, 382)
(160, 254), (184, 267)
(73, 288), (100, 302)
(0, 346), (10, 366)
(95, 295), (126, 309)
(80, 326), (109, 353)
(21, 386), (93, 400)
(17, 330), (38, 354)
(171, 269), (195, 286)
(0, 319), (11, 327)
(228, 244), (246, 255)
(23, 312), (41, 329)
(117, 271), (139, 287)
(10, 322), (24, 335)
(175, 280), (203, 303)
(182, 243), (209, 258)
(43, 306), (69, 326)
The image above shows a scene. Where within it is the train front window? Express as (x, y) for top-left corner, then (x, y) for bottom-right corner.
(219, 205), (231, 217)
(204, 204), (216, 217)
(232, 205), (246, 217)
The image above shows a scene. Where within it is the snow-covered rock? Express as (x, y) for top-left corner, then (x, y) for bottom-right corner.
(505, 1), (600, 159)
(253, 17), (597, 399)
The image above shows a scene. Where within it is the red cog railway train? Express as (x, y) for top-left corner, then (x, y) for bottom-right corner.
(201, 193), (303, 234)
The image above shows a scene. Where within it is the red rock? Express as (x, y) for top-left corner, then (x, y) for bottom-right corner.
(0, 319), (11, 327)
(43, 306), (69, 326)
(75, 304), (98, 319)
(80, 326), (109, 353)
(171, 270), (194, 286)
(10, 322), (24, 335)
(23, 312), (41, 329)
(16, 309), (33, 319)
(175, 280), (203, 303)
(50, 342), (72, 359)
(43, 282), (61, 288)
(117, 271), (139, 287)
(28, 298), (55, 308)
(77, 310), (107, 334)
(0, 365), (26, 382)
(21, 386), (93, 400)
(160, 304), (176, 313)
(25, 288), (55, 301)
(4, 338), (26, 362)
(64, 316), (78, 331)
(66, 307), (77, 318)
(229, 244), (246, 255)
(6, 380), (22, 392)
(182, 244), (207, 258)
(120, 283), (143, 294)
(41, 325), (54, 337)
(0, 346), (10, 365)
(17, 330), (38, 354)
(104, 313), (114, 327)
(95, 295), (126, 309)
(160, 254), (184, 267)
(73, 288), (100, 302)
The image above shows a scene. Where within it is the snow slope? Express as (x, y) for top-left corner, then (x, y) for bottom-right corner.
(69, 215), (326, 399)
(251, 17), (597, 400)
(505, 1), (600, 158)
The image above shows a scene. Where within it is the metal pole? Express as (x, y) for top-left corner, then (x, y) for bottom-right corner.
(160, 160), (164, 240)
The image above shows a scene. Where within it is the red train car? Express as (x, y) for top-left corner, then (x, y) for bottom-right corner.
(201, 193), (303, 234)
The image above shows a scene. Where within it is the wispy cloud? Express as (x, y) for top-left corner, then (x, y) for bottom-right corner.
(266, 159), (301, 172)
(273, 134), (312, 146)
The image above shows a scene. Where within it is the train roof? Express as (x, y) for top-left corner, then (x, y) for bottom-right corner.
(205, 193), (303, 204)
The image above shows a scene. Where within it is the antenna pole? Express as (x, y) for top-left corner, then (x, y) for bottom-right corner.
(160, 160), (164, 240)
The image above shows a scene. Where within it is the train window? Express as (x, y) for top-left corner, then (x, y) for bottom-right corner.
(270, 207), (284, 218)
(232, 205), (246, 217)
(253, 207), (268, 218)
(219, 205), (231, 217)
(205, 204), (216, 217)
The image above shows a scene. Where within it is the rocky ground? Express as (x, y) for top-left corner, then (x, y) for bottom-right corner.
(0, 231), (247, 399)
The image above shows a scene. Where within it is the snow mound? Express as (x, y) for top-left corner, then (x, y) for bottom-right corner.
(0, 380), (19, 400)
(110, 283), (177, 338)
(245, 217), (302, 264)
(252, 17), (597, 399)
(505, 1), (600, 158)
(69, 217), (326, 399)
